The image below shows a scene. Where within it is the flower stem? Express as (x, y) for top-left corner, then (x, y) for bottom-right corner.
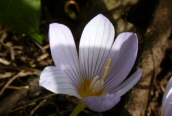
(70, 101), (86, 116)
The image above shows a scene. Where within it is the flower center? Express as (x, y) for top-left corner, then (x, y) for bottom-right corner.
(78, 59), (111, 98)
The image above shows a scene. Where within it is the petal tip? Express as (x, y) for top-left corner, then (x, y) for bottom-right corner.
(96, 13), (104, 17)
(94, 14), (110, 22)
(49, 23), (64, 29)
(49, 23), (59, 28)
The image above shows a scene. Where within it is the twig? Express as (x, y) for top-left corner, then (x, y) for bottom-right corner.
(0, 65), (41, 75)
(37, 53), (49, 61)
(0, 72), (14, 79)
(0, 77), (41, 115)
(29, 99), (47, 116)
(0, 70), (32, 95)
(0, 58), (10, 65)
(7, 85), (29, 90)
(8, 93), (56, 114)
(9, 102), (36, 113)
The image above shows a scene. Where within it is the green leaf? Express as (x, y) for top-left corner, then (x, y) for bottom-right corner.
(31, 33), (45, 44)
(0, 0), (41, 34)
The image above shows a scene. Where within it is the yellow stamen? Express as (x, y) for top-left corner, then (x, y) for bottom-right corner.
(91, 80), (104, 93)
(78, 78), (104, 98)
(102, 59), (111, 80)
(77, 59), (112, 98)
(89, 76), (99, 90)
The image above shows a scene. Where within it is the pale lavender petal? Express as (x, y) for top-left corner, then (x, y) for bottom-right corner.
(162, 77), (172, 116)
(39, 66), (81, 99)
(162, 77), (172, 104)
(162, 95), (172, 116)
(104, 32), (138, 92)
(49, 23), (81, 86)
(165, 105), (172, 116)
(111, 69), (142, 96)
(82, 94), (120, 112)
(79, 14), (114, 80)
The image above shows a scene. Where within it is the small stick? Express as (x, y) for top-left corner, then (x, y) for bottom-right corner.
(0, 70), (32, 95)
(29, 99), (47, 116)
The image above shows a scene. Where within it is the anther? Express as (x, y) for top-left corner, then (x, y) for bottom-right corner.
(102, 59), (111, 80)
(91, 80), (104, 93)
(89, 76), (99, 90)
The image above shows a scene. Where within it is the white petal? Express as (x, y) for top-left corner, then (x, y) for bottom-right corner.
(162, 77), (172, 116)
(165, 105), (172, 116)
(111, 69), (142, 96)
(162, 77), (172, 104)
(162, 94), (172, 116)
(104, 32), (138, 92)
(49, 23), (81, 86)
(39, 66), (81, 99)
(79, 14), (114, 80)
(82, 94), (120, 112)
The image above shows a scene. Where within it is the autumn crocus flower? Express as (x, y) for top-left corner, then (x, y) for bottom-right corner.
(39, 14), (142, 113)
(161, 77), (172, 116)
